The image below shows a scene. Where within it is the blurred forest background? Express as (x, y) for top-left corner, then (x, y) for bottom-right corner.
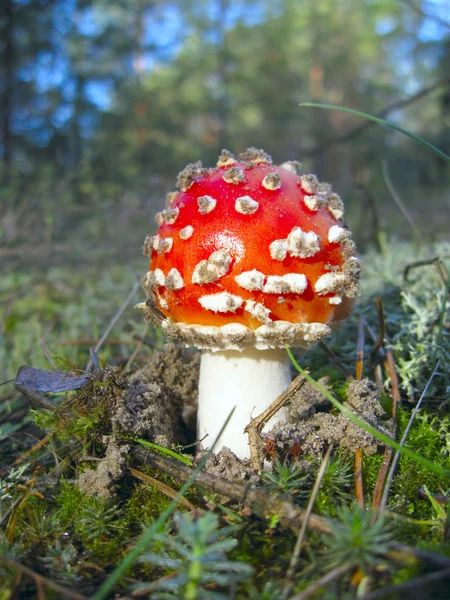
(0, 0), (449, 375)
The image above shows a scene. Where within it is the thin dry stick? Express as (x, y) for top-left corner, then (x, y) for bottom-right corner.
(401, 0), (450, 30)
(403, 256), (449, 286)
(355, 319), (365, 506)
(319, 341), (352, 379)
(245, 370), (309, 471)
(134, 448), (450, 570)
(366, 302), (399, 512)
(370, 298), (386, 359)
(133, 448), (332, 535)
(0, 554), (87, 600)
(0, 495), (23, 527)
(13, 433), (52, 466)
(385, 348), (401, 409)
(355, 448), (364, 507)
(282, 444), (334, 599)
(379, 361), (441, 511)
(38, 335), (58, 369)
(125, 322), (149, 372)
(288, 562), (355, 600)
(360, 566), (450, 600)
(416, 488), (450, 505)
(129, 466), (196, 510)
(355, 317), (365, 380)
(85, 278), (141, 371)
(58, 338), (123, 346)
(381, 161), (421, 240)
(372, 352), (400, 512)
(372, 448), (393, 512)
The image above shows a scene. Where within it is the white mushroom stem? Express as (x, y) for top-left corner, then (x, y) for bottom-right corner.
(197, 348), (292, 459)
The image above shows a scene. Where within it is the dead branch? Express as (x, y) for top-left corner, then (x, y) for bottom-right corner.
(0, 554), (87, 600)
(132, 447), (332, 535)
(245, 371), (309, 471)
(360, 566), (450, 599)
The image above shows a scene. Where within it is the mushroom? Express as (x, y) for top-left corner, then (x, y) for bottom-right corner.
(138, 148), (360, 459)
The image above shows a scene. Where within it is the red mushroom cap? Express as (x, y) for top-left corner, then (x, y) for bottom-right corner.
(140, 148), (360, 350)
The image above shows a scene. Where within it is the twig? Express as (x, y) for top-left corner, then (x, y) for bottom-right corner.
(319, 342), (352, 379)
(129, 466), (196, 510)
(356, 317), (365, 380)
(85, 278), (141, 371)
(127, 572), (179, 597)
(370, 298), (386, 358)
(381, 161), (421, 240)
(355, 448), (364, 507)
(302, 78), (450, 157)
(379, 361), (441, 511)
(385, 348), (401, 409)
(0, 554), (87, 599)
(372, 447), (393, 512)
(288, 562), (355, 600)
(125, 323), (149, 371)
(282, 444), (333, 599)
(360, 566), (450, 599)
(0, 495), (23, 527)
(14, 382), (55, 410)
(58, 338), (123, 346)
(369, 300), (399, 513)
(390, 543), (450, 568)
(12, 434), (52, 466)
(354, 184), (382, 253)
(133, 448), (332, 535)
(401, 0), (450, 29)
(131, 332), (155, 347)
(0, 243), (70, 257)
(417, 488), (450, 505)
(245, 370), (309, 471)
(38, 336), (57, 369)
(132, 448), (450, 570)
(403, 256), (449, 287)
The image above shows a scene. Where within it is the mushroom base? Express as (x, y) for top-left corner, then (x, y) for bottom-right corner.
(197, 348), (292, 459)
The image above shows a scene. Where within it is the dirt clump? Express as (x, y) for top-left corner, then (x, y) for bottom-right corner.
(111, 343), (199, 447)
(271, 378), (391, 457)
(288, 376), (331, 420)
(78, 437), (130, 499)
(195, 447), (258, 482)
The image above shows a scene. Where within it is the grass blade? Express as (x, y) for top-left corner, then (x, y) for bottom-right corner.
(379, 361), (441, 511)
(286, 348), (449, 479)
(299, 103), (450, 163)
(121, 435), (192, 466)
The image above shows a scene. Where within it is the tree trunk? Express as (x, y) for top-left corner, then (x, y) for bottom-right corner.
(1, 0), (14, 168)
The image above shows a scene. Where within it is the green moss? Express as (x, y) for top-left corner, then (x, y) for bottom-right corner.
(315, 454), (354, 516)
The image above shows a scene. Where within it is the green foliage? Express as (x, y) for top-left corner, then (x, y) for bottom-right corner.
(0, 464), (29, 515)
(2, 8), (450, 592)
(55, 481), (128, 560)
(387, 409), (450, 521)
(325, 504), (393, 572)
(315, 454), (354, 515)
(262, 459), (311, 501)
(136, 512), (253, 600)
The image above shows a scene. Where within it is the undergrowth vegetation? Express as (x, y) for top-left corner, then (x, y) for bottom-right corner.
(1, 235), (449, 598)
(1, 99), (449, 599)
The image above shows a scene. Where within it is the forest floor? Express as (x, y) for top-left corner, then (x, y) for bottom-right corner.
(1, 199), (450, 598)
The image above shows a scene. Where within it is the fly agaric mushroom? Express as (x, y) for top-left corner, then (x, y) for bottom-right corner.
(137, 148), (360, 459)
